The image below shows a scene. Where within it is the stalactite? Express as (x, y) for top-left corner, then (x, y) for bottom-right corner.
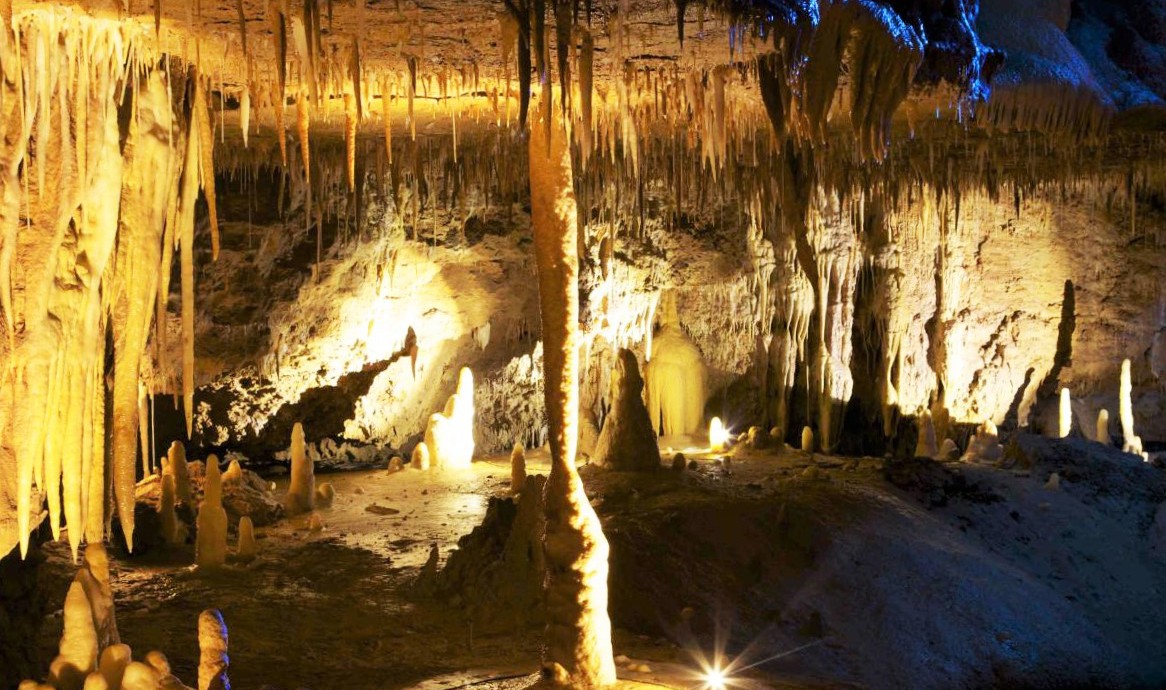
(194, 78), (219, 261)
(178, 78), (201, 443)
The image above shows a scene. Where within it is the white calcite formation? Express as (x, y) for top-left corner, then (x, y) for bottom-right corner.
(529, 94), (616, 687)
(963, 420), (1005, 464)
(284, 423), (315, 515)
(195, 456), (229, 569)
(1120, 359), (1135, 446)
(411, 442), (431, 470)
(1058, 388), (1073, 438)
(424, 367), (476, 469)
(1096, 409), (1110, 445)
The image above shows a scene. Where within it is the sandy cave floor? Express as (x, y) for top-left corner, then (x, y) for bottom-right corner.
(32, 436), (1166, 690)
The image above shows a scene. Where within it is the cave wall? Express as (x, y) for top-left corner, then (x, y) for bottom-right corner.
(180, 140), (1166, 464)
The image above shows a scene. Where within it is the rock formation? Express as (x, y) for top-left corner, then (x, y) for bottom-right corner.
(236, 517), (257, 563)
(411, 442), (431, 471)
(511, 443), (527, 493)
(915, 412), (939, 458)
(424, 367), (476, 469)
(197, 610), (230, 690)
(529, 94), (616, 687)
(593, 349), (660, 472)
(195, 456), (228, 569)
(1097, 409), (1110, 445)
(1059, 388), (1073, 438)
(284, 423), (315, 515)
(645, 292), (707, 437)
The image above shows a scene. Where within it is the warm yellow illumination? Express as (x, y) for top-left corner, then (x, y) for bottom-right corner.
(703, 667), (728, 690)
(709, 417), (730, 451)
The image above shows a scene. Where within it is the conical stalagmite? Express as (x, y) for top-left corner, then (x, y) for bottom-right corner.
(1058, 388), (1072, 438)
(50, 580), (98, 690)
(195, 455), (228, 569)
(511, 442), (526, 493)
(284, 422), (315, 515)
(1096, 409), (1110, 444)
(237, 516), (257, 562)
(593, 349), (660, 471)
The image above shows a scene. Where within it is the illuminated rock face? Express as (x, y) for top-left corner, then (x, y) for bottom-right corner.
(529, 98), (616, 687)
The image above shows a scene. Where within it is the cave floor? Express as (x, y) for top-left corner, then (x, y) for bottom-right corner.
(34, 435), (1166, 689)
(36, 446), (814, 690)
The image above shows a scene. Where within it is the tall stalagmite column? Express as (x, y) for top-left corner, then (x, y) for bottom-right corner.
(529, 95), (617, 687)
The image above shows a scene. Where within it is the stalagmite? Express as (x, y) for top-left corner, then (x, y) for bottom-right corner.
(1119, 359), (1135, 447)
(529, 93), (616, 687)
(593, 349), (660, 471)
(411, 441), (431, 470)
(938, 438), (959, 461)
(120, 662), (162, 690)
(915, 411), (939, 458)
(167, 442), (192, 503)
(80, 543), (119, 649)
(1058, 388), (1072, 438)
(315, 482), (335, 508)
(511, 442), (526, 493)
(50, 580), (98, 690)
(236, 516), (256, 562)
(1096, 409), (1110, 444)
(197, 609), (230, 690)
(709, 417), (729, 452)
(645, 293), (707, 436)
(284, 422), (315, 515)
(424, 367), (475, 469)
(195, 455), (228, 569)
(159, 474), (183, 545)
(82, 673), (109, 690)
(221, 459), (243, 484)
(98, 644), (131, 690)
(801, 426), (814, 453)
(963, 420), (1004, 464)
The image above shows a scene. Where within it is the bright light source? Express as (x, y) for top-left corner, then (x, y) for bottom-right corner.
(703, 667), (728, 690)
(709, 416), (730, 452)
